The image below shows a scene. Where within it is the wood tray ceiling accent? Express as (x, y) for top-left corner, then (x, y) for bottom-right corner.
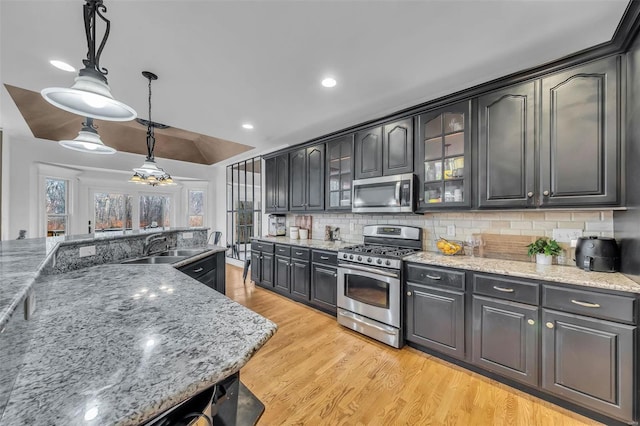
(5, 84), (254, 165)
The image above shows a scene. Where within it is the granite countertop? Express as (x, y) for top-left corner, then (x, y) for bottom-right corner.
(404, 251), (640, 294)
(0, 264), (277, 426)
(252, 236), (354, 251)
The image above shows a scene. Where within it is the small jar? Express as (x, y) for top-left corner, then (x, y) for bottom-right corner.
(290, 227), (299, 239)
(299, 229), (309, 240)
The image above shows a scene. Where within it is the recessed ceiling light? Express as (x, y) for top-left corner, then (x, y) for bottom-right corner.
(321, 77), (337, 88)
(242, 123), (254, 130)
(49, 60), (75, 73)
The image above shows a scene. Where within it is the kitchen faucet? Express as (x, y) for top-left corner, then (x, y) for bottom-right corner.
(143, 234), (169, 256)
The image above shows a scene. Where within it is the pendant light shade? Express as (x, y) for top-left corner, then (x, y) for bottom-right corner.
(41, 1), (136, 121)
(59, 117), (116, 154)
(129, 71), (176, 187)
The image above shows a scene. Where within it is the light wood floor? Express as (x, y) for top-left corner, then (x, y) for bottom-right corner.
(226, 265), (602, 426)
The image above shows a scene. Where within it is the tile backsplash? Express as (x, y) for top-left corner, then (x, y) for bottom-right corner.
(285, 210), (614, 261)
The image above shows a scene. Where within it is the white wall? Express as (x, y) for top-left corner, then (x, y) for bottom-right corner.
(3, 134), (217, 240)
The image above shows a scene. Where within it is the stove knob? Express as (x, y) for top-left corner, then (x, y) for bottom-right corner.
(357, 256), (362, 261)
(385, 260), (391, 266)
(343, 253), (348, 259)
(367, 257), (372, 263)
(349, 255), (354, 260)
(377, 259), (382, 265)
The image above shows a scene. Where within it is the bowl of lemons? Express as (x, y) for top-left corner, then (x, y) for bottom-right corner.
(436, 238), (463, 256)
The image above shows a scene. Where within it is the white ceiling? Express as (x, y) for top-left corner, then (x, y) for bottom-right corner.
(0, 0), (630, 168)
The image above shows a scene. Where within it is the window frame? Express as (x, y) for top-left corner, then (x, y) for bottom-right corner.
(139, 191), (174, 230)
(44, 177), (69, 237)
(187, 188), (206, 228)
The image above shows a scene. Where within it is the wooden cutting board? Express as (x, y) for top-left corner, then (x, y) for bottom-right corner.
(472, 233), (541, 262)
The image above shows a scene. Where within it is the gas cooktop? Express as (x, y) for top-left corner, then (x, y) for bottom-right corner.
(341, 244), (419, 257)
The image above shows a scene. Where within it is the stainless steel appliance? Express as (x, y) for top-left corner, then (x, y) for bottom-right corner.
(267, 214), (286, 236)
(337, 225), (422, 348)
(575, 236), (620, 272)
(352, 173), (415, 213)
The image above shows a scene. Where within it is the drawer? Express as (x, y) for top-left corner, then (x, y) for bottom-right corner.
(312, 250), (338, 266)
(405, 263), (465, 290)
(179, 255), (214, 279)
(275, 244), (291, 257)
(251, 241), (274, 253)
(543, 285), (636, 324)
(473, 274), (539, 305)
(291, 247), (310, 261)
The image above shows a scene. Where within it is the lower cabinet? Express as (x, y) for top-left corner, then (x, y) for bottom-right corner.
(542, 309), (635, 422)
(274, 255), (291, 294)
(310, 263), (337, 314)
(290, 260), (310, 302)
(177, 252), (226, 294)
(261, 253), (274, 288)
(406, 283), (465, 359)
(472, 295), (539, 387)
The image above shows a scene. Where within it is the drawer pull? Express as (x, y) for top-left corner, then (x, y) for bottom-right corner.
(527, 319), (535, 325)
(425, 274), (441, 280)
(493, 286), (514, 293)
(320, 256), (330, 260)
(571, 299), (600, 308)
(193, 267), (204, 273)
(407, 291), (412, 296)
(296, 251), (303, 255)
(545, 322), (554, 329)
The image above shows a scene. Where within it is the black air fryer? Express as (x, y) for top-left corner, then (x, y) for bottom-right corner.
(574, 236), (620, 273)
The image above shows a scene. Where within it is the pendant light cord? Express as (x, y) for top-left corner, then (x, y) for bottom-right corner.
(146, 76), (155, 161)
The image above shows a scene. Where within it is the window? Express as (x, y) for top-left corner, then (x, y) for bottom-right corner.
(140, 195), (171, 229)
(227, 157), (261, 260)
(45, 178), (68, 236)
(188, 190), (205, 227)
(94, 193), (133, 233)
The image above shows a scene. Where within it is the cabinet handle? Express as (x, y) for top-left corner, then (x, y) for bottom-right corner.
(407, 291), (412, 296)
(320, 256), (330, 260)
(334, 273), (338, 278)
(296, 251), (303, 255)
(571, 299), (600, 308)
(527, 192), (534, 198)
(545, 322), (554, 329)
(425, 274), (441, 280)
(543, 190), (550, 196)
(527, 319), (535, 325)
(193, 267), (204, 273)
(492, 286), (514, 293)
(419, 198), (424, 202)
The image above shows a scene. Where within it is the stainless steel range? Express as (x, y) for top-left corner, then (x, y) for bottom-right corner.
(337, 225), (422, 348)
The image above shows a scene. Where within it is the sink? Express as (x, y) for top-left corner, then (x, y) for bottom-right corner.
(157, 249), (208, 257)
(121, 256), (187, 265)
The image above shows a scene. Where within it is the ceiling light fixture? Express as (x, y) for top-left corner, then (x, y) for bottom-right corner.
(321, 77), (337, 88)
(41, 0), (136, 121)
(129, 71), (176, 187)
(58, 117), (116, 154)
(50, 60), (76, 73)
(242, 123), (254, 130)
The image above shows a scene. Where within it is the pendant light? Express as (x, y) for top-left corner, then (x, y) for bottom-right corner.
(58, 117), (116, 154)
(41, 0), (136, 121)
(129, 71), (176, 187)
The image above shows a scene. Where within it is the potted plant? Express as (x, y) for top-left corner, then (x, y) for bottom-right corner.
(527, 238), (562, 265)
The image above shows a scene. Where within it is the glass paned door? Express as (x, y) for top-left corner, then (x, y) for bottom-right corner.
(327, 136), (353, 209)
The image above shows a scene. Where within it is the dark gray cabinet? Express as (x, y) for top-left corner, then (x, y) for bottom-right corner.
(178, 252), (226, 294)
(542, 309), (634, 422)
(311, 263), (337, 314)
(291, 259), (310, 302)
(354, 126), (383, 179)
(250, 251), (261, 284)
(354, 119), (413, 180)
(416, 101), (471, 210)
(540, 56), (620, 207)
(406, 283), (465, 359)
(250, 241), (274, 288)
(274, 255), (291, 294)
(290, 145), (325, 211)
(326, 135), (354, 210)
(478, 82), (537, 208)
(472, 295), (539, 387)
(264, 154), (288, 213)
(261, 253), (274, 288)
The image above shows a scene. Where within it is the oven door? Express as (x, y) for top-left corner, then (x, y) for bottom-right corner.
(337, 263), (401, 328)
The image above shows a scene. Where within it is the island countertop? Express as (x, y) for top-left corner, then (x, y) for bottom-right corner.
(0, 264), (277, 426)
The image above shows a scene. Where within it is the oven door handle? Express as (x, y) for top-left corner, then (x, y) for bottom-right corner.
(338, 310), (398, 335)
(338, 263), (399, 278)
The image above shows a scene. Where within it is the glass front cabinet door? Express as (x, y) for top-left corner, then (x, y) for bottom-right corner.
(326, 135), (354, 210)
(415, 100), (471, 211)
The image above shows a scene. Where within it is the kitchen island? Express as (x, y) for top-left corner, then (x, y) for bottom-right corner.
(0, 231), (277, 426)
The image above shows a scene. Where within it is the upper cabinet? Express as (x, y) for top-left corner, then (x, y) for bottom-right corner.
(290, 144), (325, 211)
(540, 56), (620, 207)
(354, 118), (413, 179)
(478, 81), (537, 208)
(326, 135), (354, 210)
(265, 154), (289, 213)
(416, 101), (471, 211)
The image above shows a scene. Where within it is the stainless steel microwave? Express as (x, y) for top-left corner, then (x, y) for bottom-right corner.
(352, 173), (415, 213)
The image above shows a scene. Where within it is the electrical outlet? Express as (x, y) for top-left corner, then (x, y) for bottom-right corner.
(553, 228), (583, 243)
(79, 245), (96, 257)
(183, 232), (194, 239)
(446, 225), (456, 237)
